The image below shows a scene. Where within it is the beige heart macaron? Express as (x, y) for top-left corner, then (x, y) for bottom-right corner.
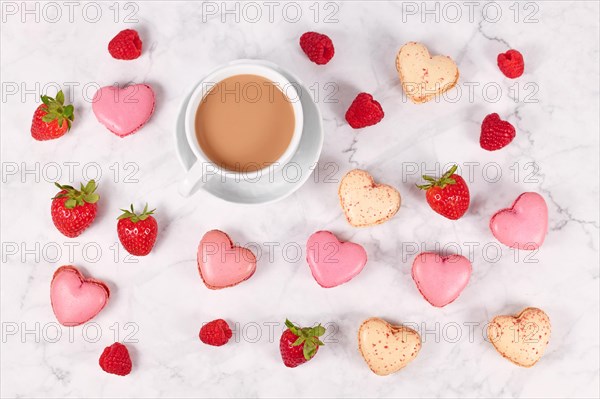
(358, 318), (421, 376)
(395, 42), (459, 104)
(338, 169), (401, 227)
(488, 307), (551, 367)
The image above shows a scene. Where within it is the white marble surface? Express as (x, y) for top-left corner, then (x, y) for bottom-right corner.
(1, 1), (599, 397)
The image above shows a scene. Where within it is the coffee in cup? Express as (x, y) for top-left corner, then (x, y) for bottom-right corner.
(179, 63), (304, 197)
(195, 74), (295, 173)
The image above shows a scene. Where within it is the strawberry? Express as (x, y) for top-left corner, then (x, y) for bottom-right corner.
(279, 319), (325, 368)
(480, 113), (516, 151)
(417, 165), (470, 220)
(117, 204), (158, 256)
(99, 342), (132, 376)
(345, 93), (384, 129)
(31, 91), (74, 141)
(199, 319), (233, 346)
(51, 180), (99, 237)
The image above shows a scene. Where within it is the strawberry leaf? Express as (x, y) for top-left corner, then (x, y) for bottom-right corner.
(444, 164), (458, 178)
(285, 319), (299, 336)
(41, 114), (55, 123)
(313, 325), (326, 336)
(303, 342), (317, 360)
(117, 203), (155, 223)
(84, 180), (96, 194)
(64, 198), (77, 209)
(38, 90), (74, 129)
(84, 193), (99, 203)
(419, 165), (460, 190)
(56, 90), (64, 105)
(53, 180), (99, 206)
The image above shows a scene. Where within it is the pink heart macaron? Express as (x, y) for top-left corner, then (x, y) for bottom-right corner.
(411, 252), (472, 307)
(50, 265), (110, 326)
(92, 84), (155, 137)
(306, 230), (367, 288)
(490, 192), (548, 250)
(197, 230), (257, 289)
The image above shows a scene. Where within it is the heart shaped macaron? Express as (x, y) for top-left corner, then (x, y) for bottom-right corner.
(50, 266), (110, 326)
(411, 252), (472, 307)
(490, 192), (548, 250)
(306, 231), (367, 288)
(338, 169), (401, 227)
(488, 307), (551, 367)
(92, 84), (155, 137)
(197, 230), (257, 289)
(395, 42), (459, 104)
(358, 318), (421, 376)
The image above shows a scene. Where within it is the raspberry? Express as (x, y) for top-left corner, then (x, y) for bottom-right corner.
(99, 343), (132, 376)
(108, 29), (142, 60)
(345, 93), (384, 129)
(497, 49), (524, 79)
(299, 32), (334, 65)
(199, 319), (232, 346)
(480, 113), (516, 151)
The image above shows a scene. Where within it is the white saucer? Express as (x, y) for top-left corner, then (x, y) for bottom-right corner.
(175, 59), (324, 205)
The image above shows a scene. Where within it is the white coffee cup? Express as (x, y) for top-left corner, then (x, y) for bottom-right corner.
(178, 62), (304, 197)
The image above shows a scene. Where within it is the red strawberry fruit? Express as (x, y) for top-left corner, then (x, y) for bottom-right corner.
(279, 319), (326, 368)
(480, 113), (516, 151)
(345, 93), (384, 129)
(199, 319), (233, 346)
(31, 91), (74, 141)
(99, 342), (132, 376)
(51, 180), (99, 237)
(299, 32), (334, 65)
(108, 29), (142, 60)
(497, 49), (524, 79)
(117, 204), (158, 256)
(417, 165), (470, 220)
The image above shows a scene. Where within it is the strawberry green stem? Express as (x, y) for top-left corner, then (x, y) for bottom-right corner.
(41, 90), (74, 130)
(285, 319), (326, 360)
(118, 203), (156, 223)
(53, 180), (99, 209)
(416, 164), (458, 190)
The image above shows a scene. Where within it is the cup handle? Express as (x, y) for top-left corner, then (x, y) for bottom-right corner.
(178, 161), (212, 197)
